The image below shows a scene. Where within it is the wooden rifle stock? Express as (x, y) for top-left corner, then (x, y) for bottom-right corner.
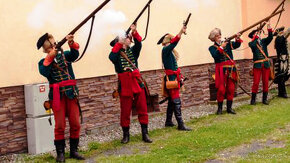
(56, 0), (111, 49)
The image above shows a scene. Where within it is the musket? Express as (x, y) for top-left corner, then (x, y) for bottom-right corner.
(56, 0), (111, 49)
(110, 0), (153, 46)
(226, 8), (284, 41)
(183, 13), (192, 35)
(257, 0), (286, 31)
(125, 0), (153, 35)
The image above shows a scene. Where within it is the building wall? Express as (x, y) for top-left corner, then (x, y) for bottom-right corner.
(1, 0), (289, 88)
(0, 86), (27, 155)
(0, 0), (244, 88)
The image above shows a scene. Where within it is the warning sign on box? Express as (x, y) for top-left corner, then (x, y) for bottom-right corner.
(39, 85), (46, 93)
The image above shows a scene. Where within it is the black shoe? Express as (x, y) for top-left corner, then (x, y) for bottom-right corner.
(177, 123), (192, 131)
(121, 127), (130, 144)
(250, 93), (256, 105)
(282, 94), (288, 98)
(69, 138), (85, 160)
(262, 92), (269, 105)
(216, 102), (223, 115)
(165, 122), (175, 127)
(226, 100), (236, 114)
(165, 98), (175, 127)
(172, 98), (191, 131)
(278, 93), (288, 98)
(278, 82), (287, 98)
(54, 139), (65, 163)
(141, 124), (153, 143)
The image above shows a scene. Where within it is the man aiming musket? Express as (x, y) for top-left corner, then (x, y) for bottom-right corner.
(109, 24), (153, 144)
(38, 33), (84, 162)
(248, 21), (273, 105)
(208, 29), (243, 115)
(157, 13), (192, 131)
(108, 0), (153, 144)
(37, 0), (111, 162)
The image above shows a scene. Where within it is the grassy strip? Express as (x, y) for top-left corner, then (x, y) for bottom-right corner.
(94, 96), (290, 162)
(235, 125), (290, 163)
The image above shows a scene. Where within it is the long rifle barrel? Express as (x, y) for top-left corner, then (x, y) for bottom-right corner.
(56, 0), (111, 49)
(183, 13), (192, 27)
(226, 8), (284, 41)
(110, 0), (153, 46)
(125, 0), (153, 34)
(258, 0), (285, 31)
(183, 13), (191, 35)
(271, 0), (286, 15)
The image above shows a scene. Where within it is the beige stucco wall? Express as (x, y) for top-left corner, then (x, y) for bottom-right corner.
(0, 0), (289, 88)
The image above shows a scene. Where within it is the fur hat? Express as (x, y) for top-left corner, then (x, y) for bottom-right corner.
(208, 28), (221, 42)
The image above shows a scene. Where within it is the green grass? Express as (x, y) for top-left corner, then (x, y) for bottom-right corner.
(23, 87), (290, 162)
(94, 92), (290, 162)
(235, 125), (290, 163)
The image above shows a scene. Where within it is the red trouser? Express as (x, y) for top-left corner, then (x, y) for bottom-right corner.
(51, 95), (81, 140)
(217, 72), (236, 102)
(120, 88), (148, 127)
(252, 65), (270, 93)
(168, 88), (180, 99)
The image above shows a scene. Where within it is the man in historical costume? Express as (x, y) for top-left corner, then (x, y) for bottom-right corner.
(248, 22), (273, 105)
(274, 26), (290, 98)
(208, 28), (242, 115)
(109, 24), (152, 144)
(157, 25), (191, 131)
(37, 33), (84, 162)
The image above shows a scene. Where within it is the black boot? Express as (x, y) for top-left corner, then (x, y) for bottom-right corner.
(216, 102), (223, 115)
(121, 127), (130, 144)
(226, 100), (236, 114)
(69, 138), (85, 160)
(165, 98), (175, 127)
(250, 93), (256, 105)
(141, 124), (153, 143)
(278, 82), (288, 98)
(54, 139), (65, 163)
(172, 98), (191, 131)
(262, 92), (269, 105)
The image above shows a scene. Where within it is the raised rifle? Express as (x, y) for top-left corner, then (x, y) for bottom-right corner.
(225, 8), (284, 41)
(56, 0), (111, 48)
(257, 0), (285, 32)
(225, 0), (286, 41)
(55, 0), (111, 61)
(183, 13), (191, 35)
(110, 0), (153, 46)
